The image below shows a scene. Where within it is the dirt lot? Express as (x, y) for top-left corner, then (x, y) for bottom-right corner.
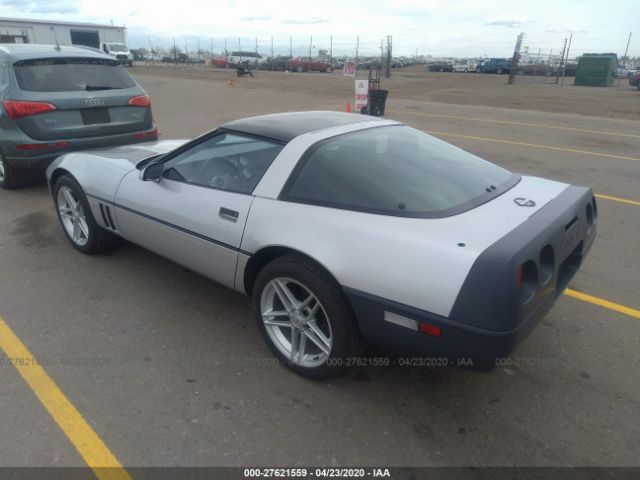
(0, 66), (638, 473)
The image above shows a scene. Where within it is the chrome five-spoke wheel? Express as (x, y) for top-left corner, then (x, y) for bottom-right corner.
(260, 277), (333, 368)
(57, 185), (90, 246)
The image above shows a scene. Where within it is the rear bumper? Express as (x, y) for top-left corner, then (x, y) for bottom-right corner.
(345, 185), (597, 370)
(3, 125), (158, 170)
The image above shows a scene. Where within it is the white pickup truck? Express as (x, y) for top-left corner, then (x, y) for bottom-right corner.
(100, 42), (133, 66)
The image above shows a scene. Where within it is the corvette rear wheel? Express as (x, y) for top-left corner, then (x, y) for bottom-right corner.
(54, 175), (120, 254)
(253, 254), (358, 379)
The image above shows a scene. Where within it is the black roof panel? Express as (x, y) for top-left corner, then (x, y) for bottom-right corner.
(221, 111), (386, 143)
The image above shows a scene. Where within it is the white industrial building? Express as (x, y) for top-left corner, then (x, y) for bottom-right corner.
(0, 17), (126, 49)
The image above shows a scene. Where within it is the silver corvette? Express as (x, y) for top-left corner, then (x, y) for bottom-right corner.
(46, 111), (597, 378)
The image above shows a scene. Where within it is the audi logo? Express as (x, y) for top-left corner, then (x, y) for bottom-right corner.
(85, 98), (105, 107)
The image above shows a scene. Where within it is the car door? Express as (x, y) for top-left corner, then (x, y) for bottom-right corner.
(113, 131), (284, 289)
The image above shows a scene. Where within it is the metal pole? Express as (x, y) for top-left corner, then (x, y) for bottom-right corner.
(173, 36), (177, 63)
(289, 36), (292, 57)
(238, 37), (241, 63)
(224, 37), (227, 56)
(271, 36), (274, 70)
(560, 32), (572, 88)
(309, 36), (312, 72)
(330, 36), (332, 67)
(355, 36), (359, 74)
(618, 32), (632, 89)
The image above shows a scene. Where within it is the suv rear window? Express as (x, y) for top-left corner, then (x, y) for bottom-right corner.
(283, 125), (519, 218)
(13, 57), (136, 92)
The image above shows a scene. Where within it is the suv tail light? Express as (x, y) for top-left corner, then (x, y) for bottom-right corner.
(2, 100), (57, 120)
(127, 94), (151, 107)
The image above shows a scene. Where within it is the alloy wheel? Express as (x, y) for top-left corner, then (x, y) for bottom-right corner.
(260, 277), (333, 368)
(57, 186), (90, 247)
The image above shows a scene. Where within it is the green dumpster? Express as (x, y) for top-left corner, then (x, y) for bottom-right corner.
(575, 53), (617, 87)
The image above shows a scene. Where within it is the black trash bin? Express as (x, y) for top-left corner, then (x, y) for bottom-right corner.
(368, 89), (388, 116)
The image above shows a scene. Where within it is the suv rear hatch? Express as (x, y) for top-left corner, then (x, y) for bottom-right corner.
(8, 57), (152, 140)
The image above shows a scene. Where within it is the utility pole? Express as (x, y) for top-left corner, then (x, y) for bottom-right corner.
(238, 37), (241, 62)
(355, 35), (359, 74)
(255, 37), (258, 55)
(172, 36), (177, 63)
(271, 36), (274, 70)
(330, 35), (333, 67)
(560, 32), (573, 88)
(309, 36), (313, 72)
(617, 31), (632, 89)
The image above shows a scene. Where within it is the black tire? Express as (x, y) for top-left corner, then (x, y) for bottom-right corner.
(253, 254), (359, 379)
(0, 155), (30, 190)
(53, 174), (121, 254)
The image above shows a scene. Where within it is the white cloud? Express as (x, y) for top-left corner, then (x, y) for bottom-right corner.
(485, 14), (529, 27)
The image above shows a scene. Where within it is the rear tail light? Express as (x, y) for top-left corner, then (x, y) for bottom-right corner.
(133, 127), (158, 139)
(2, 100), (57, 120)
(15, 141), (69, 150)
(127, 94), (151, 107)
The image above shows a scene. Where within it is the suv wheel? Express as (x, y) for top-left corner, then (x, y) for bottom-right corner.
(0, 155), (28, 190)
(253, 254), (359, 379)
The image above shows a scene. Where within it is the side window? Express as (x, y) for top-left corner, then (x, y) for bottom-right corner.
(162, 132), (283, 194)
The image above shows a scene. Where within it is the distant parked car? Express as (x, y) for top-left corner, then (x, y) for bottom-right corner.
(288, 58), (331, 73)
(212, 57), (227, 68)
(616, 67), (637, 78)
(478, 58), (511, 74)
(0, 43), (157, 189)
(227, 51), (266, 67)
(629, 71), (640, 89)
(453, 62), (476, 73)
(427, 62), (453, 72)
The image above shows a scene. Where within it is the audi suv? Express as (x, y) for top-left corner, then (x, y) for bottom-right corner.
(0, 43), (157, 189)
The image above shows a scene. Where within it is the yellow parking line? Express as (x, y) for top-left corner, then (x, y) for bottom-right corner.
(389, 109), (640, 139)
(565, 290), (640, 319)
(0, 316), (131, 480)
(424, 130), (640, 162)
(595, 193), (640, 207)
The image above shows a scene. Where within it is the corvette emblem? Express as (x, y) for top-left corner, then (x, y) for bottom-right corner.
(514, 197), (536, 207)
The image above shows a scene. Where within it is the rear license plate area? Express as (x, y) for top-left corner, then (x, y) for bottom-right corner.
(81, 108), (110, 125)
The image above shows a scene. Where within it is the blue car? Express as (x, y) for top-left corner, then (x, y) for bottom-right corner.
(478, 58), (512, 74)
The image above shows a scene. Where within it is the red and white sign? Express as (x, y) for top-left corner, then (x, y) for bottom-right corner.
(355, 79), (369, 112)
(343, 61), (356, 77)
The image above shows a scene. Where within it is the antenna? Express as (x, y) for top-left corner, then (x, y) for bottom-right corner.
(51, 26), (60, 51)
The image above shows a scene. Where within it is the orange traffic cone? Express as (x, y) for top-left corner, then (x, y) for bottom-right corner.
(345, 101), (351, 113)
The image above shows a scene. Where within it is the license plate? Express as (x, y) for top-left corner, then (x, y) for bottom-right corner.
(81, 108), (110, 125)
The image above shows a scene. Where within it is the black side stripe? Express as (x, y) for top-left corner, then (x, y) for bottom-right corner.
(86, 193), (253, 257)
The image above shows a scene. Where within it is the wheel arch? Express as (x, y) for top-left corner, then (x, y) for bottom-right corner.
(48, 167), (74, 191)
(242, 245), (342, 297)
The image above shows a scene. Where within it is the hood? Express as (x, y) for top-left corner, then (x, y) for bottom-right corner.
(77, 139), (189, 165)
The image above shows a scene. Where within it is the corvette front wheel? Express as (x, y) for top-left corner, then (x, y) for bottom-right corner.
(253, 254), (359, 379)
(54, 175), (120, 254)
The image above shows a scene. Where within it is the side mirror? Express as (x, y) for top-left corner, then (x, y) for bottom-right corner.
(142, 162), (163, 182)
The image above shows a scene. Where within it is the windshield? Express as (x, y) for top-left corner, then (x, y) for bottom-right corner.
(284, 125), (519, 218)
(13, 58), (137, 92)
(107, 44), (128, 52)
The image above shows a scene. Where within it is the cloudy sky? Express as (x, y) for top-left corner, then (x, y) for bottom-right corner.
(0, 0), (638, 58)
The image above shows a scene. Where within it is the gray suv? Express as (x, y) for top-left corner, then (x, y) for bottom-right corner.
(0, 43), (157, 189)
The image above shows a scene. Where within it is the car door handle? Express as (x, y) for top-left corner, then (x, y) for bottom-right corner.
(219, 207), (239, 222)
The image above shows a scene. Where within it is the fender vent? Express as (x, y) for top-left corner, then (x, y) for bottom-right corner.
(99, 203), (116, 230)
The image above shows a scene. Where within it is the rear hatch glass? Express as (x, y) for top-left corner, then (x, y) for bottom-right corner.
(10, 57), (151, 140)
(12, 57), (136, 92)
